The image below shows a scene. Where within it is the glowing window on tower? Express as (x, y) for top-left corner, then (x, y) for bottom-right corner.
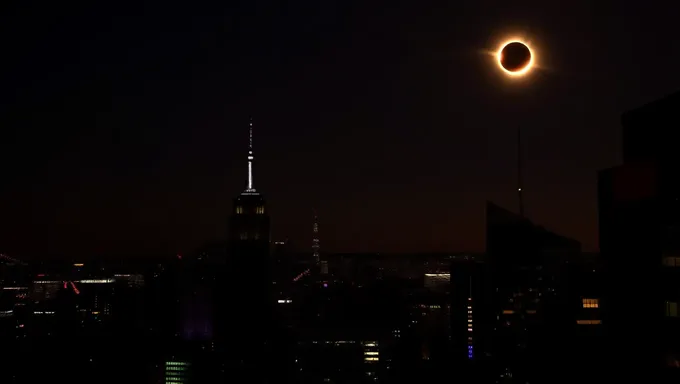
(256, 206), (264, 214)
(576, 319), (602, 325)
(236, 206), (243, 214)
(663, 257), (680, 267)
(582, 298), (599, 308)
(165, 361), (189, 384)
(363, 341), (379, 364)
(467, 297), (473, 359)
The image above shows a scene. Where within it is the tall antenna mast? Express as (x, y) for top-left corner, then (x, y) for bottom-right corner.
(247, 117), (254, 191)
(517, 126), (524, 218)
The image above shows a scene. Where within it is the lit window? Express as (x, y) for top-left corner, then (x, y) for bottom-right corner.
(582, 298), (599, 308)
(502, 310), (514, 314)
(667, 355), (680, 368)
(576, 319), (602, 325)
(256, 206), (264, 214)
(236, 206), (243, 214)
(663, 257), (680, 267)
(666, 301), (678, 317)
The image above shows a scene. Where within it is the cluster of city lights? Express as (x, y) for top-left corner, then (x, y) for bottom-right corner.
(293, 268), (311, 282)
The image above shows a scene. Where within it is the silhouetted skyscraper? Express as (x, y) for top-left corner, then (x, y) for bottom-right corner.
(485, 201), (580, 383)
(221, 119), (273, 378)
(599, 91), (680, 381)
(312, 213), (320, 264)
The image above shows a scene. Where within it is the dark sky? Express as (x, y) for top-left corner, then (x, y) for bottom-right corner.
(1, 0), (679, 258)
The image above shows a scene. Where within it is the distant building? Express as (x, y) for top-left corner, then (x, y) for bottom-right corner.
(272, 240), (289, 264)
(294, 339), (382, 383)
(113, 273), (144, 289)
(312, 214), (320, 264)
(599, 91), (680, 380)
(228, 191), (270, 246)
(450, 259), (492, 381)
(423, 273), (450, 292)
(164, 361), (190, 384)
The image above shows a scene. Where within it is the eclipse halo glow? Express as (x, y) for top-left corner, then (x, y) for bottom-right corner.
(497, 40), (534, 77)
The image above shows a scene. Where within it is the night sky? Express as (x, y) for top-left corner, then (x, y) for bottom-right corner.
(2, 1), (680, 258)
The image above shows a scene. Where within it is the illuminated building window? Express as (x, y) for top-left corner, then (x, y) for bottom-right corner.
(467, 297), (474, 360)
(502, 310), (514, 314)
(165, 361), (189, 384)
(576, 320), (602, 325)
(666, 301), (678, 317)
(236, 206), (243, 214)
(363, 341), (379, 363)
(663, 257), (680, 267)
(582, 298), (599, 308)
(256, 206), (264, 214)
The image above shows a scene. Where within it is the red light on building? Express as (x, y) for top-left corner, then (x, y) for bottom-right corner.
(612, 163), (657, 202)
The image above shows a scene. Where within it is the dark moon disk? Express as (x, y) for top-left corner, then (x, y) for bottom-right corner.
(500, 42), (531, 73)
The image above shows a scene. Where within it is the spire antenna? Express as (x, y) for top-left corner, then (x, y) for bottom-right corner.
(517, 126), (524, 218)
(247, 118), (254, 191)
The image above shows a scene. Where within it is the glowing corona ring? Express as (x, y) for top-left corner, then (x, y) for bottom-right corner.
(497, 40), (533, 77)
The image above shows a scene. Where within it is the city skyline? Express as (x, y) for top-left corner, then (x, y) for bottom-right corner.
(2, 1), (679, 383)
(2, 1), (680, 258)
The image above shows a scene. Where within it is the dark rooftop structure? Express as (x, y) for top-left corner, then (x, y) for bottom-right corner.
(621, 91), (680, 166)
(485, 201), (581, 266)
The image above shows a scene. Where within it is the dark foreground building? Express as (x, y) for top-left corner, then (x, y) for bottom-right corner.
(456, 202), (583, 383)
(599, 91), (680, 381)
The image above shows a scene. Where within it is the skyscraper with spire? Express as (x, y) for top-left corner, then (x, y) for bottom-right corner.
(228, 118), (270, 245)
(312, 212), (320, 264)
(313, 212), (329, 274)
(222, 118), (273, 378)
